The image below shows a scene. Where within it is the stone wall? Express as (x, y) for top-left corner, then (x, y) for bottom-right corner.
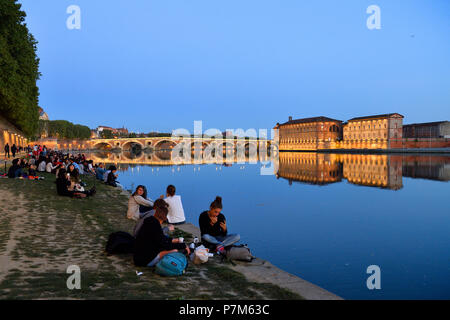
(0, 115), (28, 153)
(400, 138), (450, 149)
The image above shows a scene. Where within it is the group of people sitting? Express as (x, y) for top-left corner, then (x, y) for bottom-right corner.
(5, 158), (38, 179)
(94, 163), (122, 188)
(4, 147), (126, 198)
(127, 184), (240, 267)
(5, 146), (242, 268)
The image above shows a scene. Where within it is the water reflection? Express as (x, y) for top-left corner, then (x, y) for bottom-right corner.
(87, 151), (450, 191)
(87, 149), (267, 166)
(276, 153), (450, 190)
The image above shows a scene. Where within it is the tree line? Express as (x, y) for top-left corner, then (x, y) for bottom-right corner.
(39, 120), (91, 140)
(0, 0), (40, 137)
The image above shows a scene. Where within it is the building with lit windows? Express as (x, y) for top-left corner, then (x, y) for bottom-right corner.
(341, 113), (404, 149)
(274, 116), (343, 151)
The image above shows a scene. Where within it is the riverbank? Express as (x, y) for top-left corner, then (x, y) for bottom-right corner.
(0, 170), (340, 300)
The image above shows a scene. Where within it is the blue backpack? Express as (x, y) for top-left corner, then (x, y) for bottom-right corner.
(155, 252), (188, 276)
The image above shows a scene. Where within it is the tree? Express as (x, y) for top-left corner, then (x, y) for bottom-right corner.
(100, 129), (113, 139)
(42, 119), (91, 140)
(0, 0), (41, 137)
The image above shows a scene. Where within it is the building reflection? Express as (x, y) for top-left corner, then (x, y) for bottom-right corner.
(87, 150), (449, 190)
(340, 154), (403, 190)
(402, 155), (450, 181)
(275, 152), (342, 185)
(276, 153), (450, 190)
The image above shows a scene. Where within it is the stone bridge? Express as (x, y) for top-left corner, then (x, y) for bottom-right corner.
(83, 137), (271, 153)
(88, 149), (272, 166)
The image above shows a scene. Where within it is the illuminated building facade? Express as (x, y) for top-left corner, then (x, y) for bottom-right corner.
(274, 116), (343, 151)
(341, 113), (404, 149)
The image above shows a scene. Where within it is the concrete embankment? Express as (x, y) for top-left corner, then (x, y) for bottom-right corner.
(281, 148), (450, 154)
(176, 223), (342, 300)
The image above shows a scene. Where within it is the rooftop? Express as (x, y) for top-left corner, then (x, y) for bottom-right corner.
(403, 121), (449, 127)
(348, 113), (404, 121)
(277, 116), (343, 127)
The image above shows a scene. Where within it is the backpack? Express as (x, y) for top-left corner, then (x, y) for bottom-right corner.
(225, 244), (255, 262)
(155, 252), (188, 276)
(105, 231), (135, 254)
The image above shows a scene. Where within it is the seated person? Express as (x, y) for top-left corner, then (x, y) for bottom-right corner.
(106, 166), (122, 188)
(162, 185), (186, 225)
(133, 199), (190, 267)
(70, 160), (81, 173)
(55, 169), (95, 198)
(133, 199), (173, 237)
(127, 185), (154, 221)
(68, 176), (85, 192)
(7, 159), (23, 178)
(37, 159), (46, 172)
(86, 160), (95, 175)
(95, 163), (107, 180)
(28, 164), (37, 177)
(199, 196), (240, 254)
(46, 160), (57, 173)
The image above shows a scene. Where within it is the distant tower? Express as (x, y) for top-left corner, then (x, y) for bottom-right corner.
(38, 107), (49, 121)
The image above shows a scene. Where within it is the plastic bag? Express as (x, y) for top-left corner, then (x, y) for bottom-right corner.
(192, 245), (209, 264)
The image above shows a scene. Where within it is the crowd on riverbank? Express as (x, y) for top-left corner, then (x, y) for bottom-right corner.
(1, 146), (242, 271)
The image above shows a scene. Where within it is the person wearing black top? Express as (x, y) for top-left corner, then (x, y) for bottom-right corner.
(55, 169), (96, 198)
(106, 166), (121, 188)
(4, 143), (10, 158)
(11, 144), (17, 157)
(199, 196), (240, 254)
(133, 199), (189, 267)
(7, 158), (22, 178)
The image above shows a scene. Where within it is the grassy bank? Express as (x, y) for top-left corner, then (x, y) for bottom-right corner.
(0, 171), (302, 299)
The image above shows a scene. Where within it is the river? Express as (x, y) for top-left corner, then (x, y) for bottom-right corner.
(89, 150), (450, 299)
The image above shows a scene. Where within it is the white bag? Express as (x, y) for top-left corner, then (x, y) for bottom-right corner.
(192, 245), (209, 264)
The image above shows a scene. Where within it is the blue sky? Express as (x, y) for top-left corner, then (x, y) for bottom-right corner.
(19, 0), (450, 133)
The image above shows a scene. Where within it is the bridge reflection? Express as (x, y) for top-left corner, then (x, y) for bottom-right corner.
(87, 148), (269, 166)
(275, 153), (450, 190)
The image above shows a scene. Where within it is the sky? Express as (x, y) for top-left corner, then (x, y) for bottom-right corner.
(18, 0), (450, 134)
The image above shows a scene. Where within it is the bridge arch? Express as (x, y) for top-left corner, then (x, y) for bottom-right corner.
(154, 140), (177, 150)
(123, 150), (145, 160)
(122, 141), (144, 151)
(93, 142), (114, 150)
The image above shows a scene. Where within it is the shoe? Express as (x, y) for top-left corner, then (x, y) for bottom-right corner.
(216, 245), (225, 255)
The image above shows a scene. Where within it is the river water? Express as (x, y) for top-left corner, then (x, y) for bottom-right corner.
(91, 151), (450, 299)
